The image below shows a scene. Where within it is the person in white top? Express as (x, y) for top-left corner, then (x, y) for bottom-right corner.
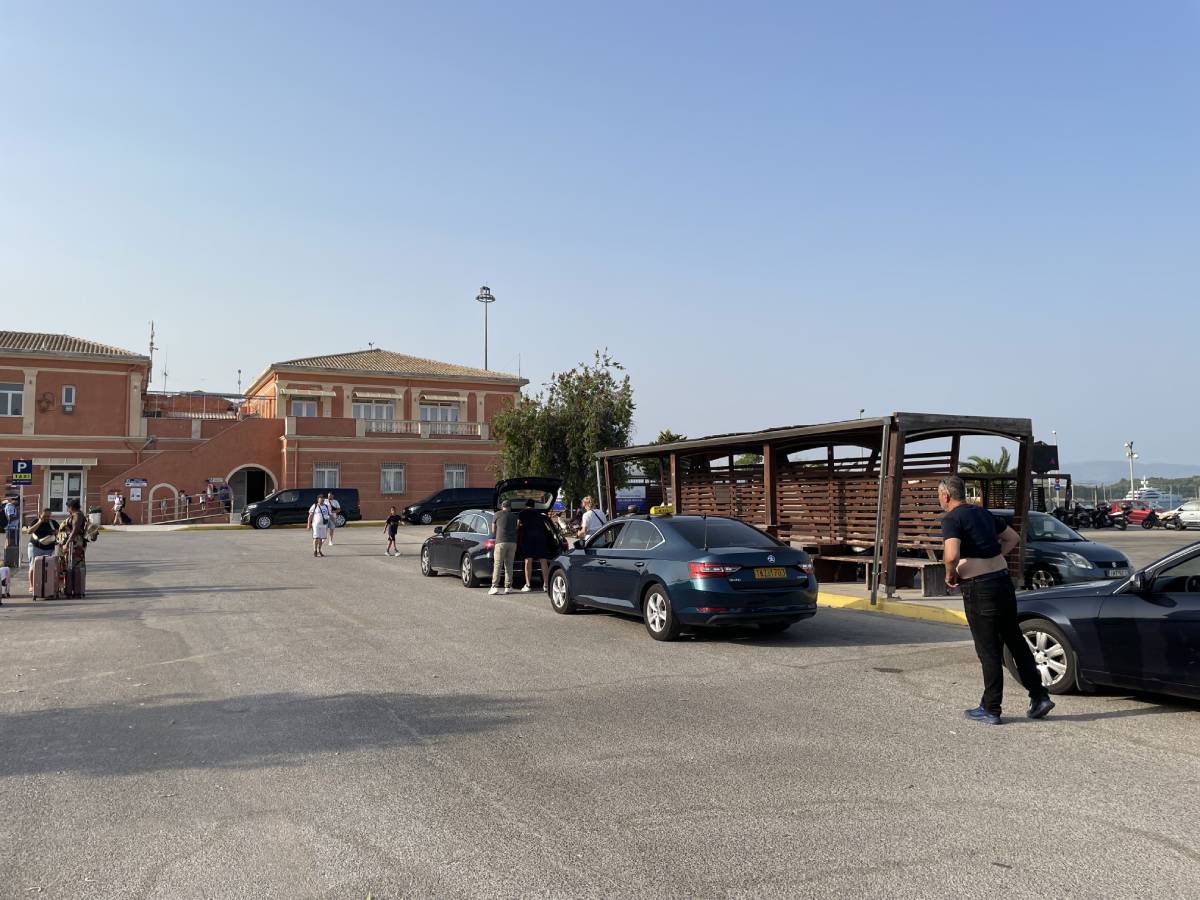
(307, 493), (331, 557)
(577, 495), (607, 539)
(325, 494), (341, 545)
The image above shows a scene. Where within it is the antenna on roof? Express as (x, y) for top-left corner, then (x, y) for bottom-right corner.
(237, 368), (242, 394)
(148, 321), (158, 387)
(368, 342), (374, 349)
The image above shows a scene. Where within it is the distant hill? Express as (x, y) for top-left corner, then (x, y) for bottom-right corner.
(1065, 461), (1200, 484)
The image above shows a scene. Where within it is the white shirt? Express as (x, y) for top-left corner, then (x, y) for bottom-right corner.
(581, 509), (607, 537)
(309, 503), (331, 523)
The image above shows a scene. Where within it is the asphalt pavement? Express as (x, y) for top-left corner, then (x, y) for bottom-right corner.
(2, 526), (1199, 899)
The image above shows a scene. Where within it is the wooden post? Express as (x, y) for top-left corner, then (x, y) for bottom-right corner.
(950, 435), (961, 474)
(658, 455), (669, 509)
(602, 457), (616, 518)
(669, 452), (682, 513)
(763, 442), (777, 535)
(1013, 436), (1033, 584)
(881, 426), (906, 597)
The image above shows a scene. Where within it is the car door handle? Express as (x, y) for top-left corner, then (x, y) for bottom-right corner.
(597, 560), (608, 566)
(634, 562), (646, 568)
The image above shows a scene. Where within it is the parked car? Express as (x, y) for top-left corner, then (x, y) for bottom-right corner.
(419, 478), (567, 586)
(403, 487), (494, 525)
(546, 514), (818, 641)
(1006, 540), (1200, 698)
(242, 488), (362, 529)
(1110, 499), (1157, 526)
(1164, 499), (1200, 530)
(993, 510), (1131, 590)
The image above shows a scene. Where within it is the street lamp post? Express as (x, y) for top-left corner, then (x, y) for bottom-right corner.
(1124, 440), (1138, 497)
(476, 286), (496, 370)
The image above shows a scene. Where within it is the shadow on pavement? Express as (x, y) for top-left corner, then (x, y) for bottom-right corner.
(0, 691), (530, 777)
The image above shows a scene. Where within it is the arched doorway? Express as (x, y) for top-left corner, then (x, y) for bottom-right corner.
(227, 466), (277, 513)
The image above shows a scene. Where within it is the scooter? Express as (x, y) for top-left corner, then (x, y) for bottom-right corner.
(1143, 509), (1187, 530)
(1090, 505), (1114, 529)
(1108, 506), (1129, 530)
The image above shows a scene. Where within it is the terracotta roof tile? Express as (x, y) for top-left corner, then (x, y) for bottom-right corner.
(0, 331), (147, 359)
(273, 348), (520, 382)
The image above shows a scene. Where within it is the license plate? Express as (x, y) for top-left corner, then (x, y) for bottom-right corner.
(1109, 568), (1130, 578)
(754, 567), (787, 579)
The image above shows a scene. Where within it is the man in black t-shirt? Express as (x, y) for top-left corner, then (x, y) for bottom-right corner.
(384, 507), (402, 557)
(939, 476), (1052, 725)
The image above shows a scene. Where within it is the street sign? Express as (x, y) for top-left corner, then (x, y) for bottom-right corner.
(125, 478), (148, 487)
(11, 459), (32, 485)
(206, 477), (225, 485)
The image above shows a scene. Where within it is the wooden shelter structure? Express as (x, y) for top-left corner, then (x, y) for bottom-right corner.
(595, 412), (1034, 601)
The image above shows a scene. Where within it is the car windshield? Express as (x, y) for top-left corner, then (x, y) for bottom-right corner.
(1027, 512), (1084, 542)
(671, 517), (781, 549)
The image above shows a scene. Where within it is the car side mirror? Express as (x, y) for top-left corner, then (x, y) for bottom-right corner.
(573, 539), (585, 550)
(1128, 570), (1147, 593)
(433, 526), (443, 534)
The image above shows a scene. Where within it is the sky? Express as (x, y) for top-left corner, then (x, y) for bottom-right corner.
(2, 2), (1197, 468)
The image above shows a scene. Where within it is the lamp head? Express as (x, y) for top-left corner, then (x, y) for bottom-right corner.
(476, 285), (495, 304)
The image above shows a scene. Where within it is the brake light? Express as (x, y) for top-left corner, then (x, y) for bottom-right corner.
(483, 539), (495, 551)
(689, 562), (742, 579)
(796, 562), (814, 575)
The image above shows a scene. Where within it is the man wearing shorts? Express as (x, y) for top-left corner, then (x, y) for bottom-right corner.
(384, 506), (401, 557)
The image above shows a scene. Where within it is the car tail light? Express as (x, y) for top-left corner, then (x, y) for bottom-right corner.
(795, 562), (814, 575)
(483, 539), (495, 551)
(689, 562), (742, 579)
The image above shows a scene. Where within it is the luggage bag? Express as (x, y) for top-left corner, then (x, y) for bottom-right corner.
(32, 555), (60, 600)
(4, 545), (19, 570)
(63, 565), (85, 598)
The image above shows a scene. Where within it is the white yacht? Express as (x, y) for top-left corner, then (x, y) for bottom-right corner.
(1124, 478), (1182, 510)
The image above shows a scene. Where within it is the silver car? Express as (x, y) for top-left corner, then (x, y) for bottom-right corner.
(1167, 499), (1200, 530)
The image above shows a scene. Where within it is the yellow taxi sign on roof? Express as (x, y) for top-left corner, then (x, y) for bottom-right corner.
(650, 504), (674, 517)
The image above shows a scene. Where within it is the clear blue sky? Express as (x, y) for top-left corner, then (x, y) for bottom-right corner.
(2, 2), (1196, 466)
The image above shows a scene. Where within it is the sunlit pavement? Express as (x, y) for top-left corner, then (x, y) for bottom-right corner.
(2, 528), (1198, 899)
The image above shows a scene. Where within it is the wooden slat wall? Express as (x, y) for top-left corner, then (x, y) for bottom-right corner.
(776, 459), (880, 546)
(680, 465), (767, 524)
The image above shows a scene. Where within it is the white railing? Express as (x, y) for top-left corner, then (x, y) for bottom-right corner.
(361, 419), (483, 438)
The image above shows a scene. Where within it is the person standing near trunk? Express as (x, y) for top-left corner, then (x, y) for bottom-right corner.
(939, 476), (1053, 725)
(517, 500), (552, 592)
(488, 499), (518, 595)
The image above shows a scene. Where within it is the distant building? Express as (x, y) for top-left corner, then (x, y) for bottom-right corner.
(0, 332), (525, 521)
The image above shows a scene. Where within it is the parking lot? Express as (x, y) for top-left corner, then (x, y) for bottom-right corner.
(2, 526), (1199, 898)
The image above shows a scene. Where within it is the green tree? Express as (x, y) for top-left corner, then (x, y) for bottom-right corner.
(734, 453), (764, 466)
(491, 351), (635, 509)
(642, 429), (688, 480)
(959, 447), (1013, 474)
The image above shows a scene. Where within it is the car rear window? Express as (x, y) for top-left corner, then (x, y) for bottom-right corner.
(670, 518), (780, 549)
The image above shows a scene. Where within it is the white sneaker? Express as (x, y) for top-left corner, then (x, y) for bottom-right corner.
(520, 585), (531, 593)
(385, 550), (392, 556)
(503, 588), (512, 594)
(488, 587), (500, 595)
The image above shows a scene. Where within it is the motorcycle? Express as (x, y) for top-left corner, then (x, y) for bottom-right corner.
(1142, 509), (1187, 531)
(1108, 506), (1129, 530)
(1090, 505), (1114, 529)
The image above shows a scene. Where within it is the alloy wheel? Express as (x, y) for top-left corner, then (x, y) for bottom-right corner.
(551, 574), (567, 608)
(421, 547), (431, 575)
(462, 555), (473, 586)
(255, 515), (272, 530)
(1030, 568), (1056, 590)
(646, 591), (669, 633)
(420, 512), (433, 525)
(1024, 629), (1068, 688)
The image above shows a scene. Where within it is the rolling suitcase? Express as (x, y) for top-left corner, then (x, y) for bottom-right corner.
(63, 564), (85, 599)
(32, 555), (60, 600)
(4, 545), (19, 570)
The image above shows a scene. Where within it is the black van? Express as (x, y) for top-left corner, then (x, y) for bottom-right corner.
(403, 487), (494, 525)
(242, 488), (362, 530)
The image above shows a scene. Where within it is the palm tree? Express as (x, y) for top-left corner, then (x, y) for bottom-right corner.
(959, 448), (1013, 474)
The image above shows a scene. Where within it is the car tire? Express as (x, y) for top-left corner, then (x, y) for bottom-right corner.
(1174, 519), (1187, 531)
(1113, 518), (1127, 530)
(420, 546), (437, 577)
(1005, 617), (1077, 694)
(758, 622), (792, 635)
(254, 514), (272, 530)
(461, 553), (480, 588)
(1142, 519), (1154, 530)
(643, 585), (681, 641)
(420, 512), (433, 525)
(1027, 565), (1058, 591)
(549, 570), (577, 614)
(334, 514), (346, 528)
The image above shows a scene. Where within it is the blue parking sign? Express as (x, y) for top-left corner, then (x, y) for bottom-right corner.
(11, 459), (32, 485)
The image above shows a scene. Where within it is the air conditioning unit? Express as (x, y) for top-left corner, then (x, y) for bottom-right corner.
(62, 404), (74, 414)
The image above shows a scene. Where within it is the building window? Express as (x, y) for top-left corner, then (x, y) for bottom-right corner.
(62, 385), (76, 407)
(313, 464), (340, 489)
(291, 399), (319, 417)
(420, 402), (460, 423)
(0, 383), (23, 417)
(381, 464), (406, 494)
(352, 401), (395, 420)
(444, 464), (467, 489)
(48, 469), (83, 514)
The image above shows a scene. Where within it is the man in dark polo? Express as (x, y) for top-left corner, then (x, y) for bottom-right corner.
(939, 476), (1053, 725)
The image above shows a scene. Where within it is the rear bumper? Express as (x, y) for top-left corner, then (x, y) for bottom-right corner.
(672, 582), (818, 627)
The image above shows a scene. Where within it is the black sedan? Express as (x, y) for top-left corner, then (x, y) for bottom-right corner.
(419, 477), (566, 587)
(546, 514), (818, 641)
(994, 510), (1131, 589)
(1007, 540), (1200, 699)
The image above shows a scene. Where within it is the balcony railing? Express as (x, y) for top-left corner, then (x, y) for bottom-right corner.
(362, 419), (484, 438)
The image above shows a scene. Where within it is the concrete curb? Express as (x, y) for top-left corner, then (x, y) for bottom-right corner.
(100, 520), (393, 533)
(818, 590), (968, 627)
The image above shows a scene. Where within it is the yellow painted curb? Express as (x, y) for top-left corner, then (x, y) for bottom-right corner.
(819, 590), (968, 627)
